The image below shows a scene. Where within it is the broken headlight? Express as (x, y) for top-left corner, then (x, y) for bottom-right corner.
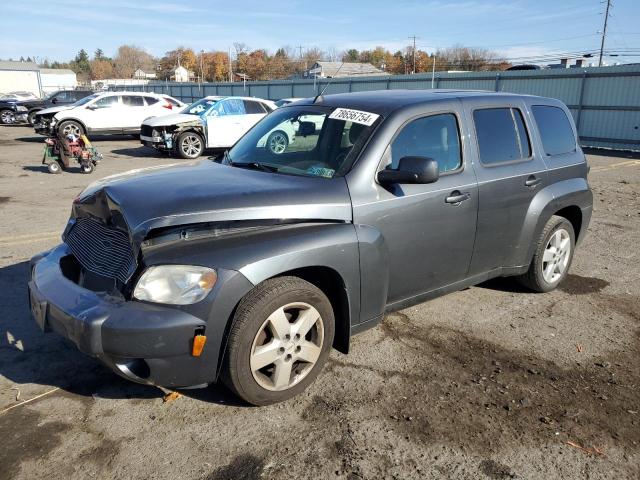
(133, 265), (217, 305)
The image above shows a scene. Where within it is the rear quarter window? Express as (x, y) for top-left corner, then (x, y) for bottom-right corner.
(531, 105), (576, 156)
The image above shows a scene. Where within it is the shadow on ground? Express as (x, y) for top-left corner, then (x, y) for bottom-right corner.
(0, 260), (242, 406)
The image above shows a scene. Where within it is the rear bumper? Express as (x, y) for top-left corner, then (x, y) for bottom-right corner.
(29, 244), (254, 387)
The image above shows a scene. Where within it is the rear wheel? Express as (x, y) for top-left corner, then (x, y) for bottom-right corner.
(267, 130), (288, 155)
(0, 109), (15, 124)
(58, 120), (84, 137)
(517, 215), (575, 292)
(223, 277), (335, 406)
(47, 162), (61, 174)
(176, 131), (204, 159)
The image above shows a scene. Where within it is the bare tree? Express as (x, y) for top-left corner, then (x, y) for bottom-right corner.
(113, 45), (155, 78)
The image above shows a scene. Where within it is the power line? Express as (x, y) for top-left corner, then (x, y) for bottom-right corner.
(599, 0), (612, 67)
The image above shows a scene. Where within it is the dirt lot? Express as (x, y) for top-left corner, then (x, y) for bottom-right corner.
(0, 125), (638, 480)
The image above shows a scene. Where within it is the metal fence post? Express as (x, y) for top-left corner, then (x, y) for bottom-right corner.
(575, 71), (587, 135)
(349, 80), (353, 93)
(494, 73), (500, 92)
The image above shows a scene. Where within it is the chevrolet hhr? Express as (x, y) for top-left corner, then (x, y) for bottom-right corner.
(28, 90), (593, 405)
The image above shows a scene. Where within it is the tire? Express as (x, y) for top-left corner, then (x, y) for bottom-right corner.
(27, 111), (38, 126)
(81, 163), (95, 174)
(223, 276), (335, 406)
(47, 162), (61, 174)
(58, 120), (84, 137)
(517, 215), (575, 293)
(176, 131), (204, 159)
(0, 109), (15, 124)
(266, 130), (289, 155)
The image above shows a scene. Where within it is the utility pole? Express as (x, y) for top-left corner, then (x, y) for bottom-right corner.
(228, 47), (232, 82)
(296, 45), (306, 73)
(408, 35), (419, 74)
(599, 0), (612, 67)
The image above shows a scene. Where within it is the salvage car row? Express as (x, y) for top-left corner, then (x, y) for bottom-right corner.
(20, 90), (307, 159)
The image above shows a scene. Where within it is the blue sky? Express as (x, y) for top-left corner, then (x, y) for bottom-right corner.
(1, 0), (638, 65)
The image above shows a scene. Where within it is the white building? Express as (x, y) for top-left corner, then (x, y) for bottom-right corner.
(0, 61), (41, 96)
(133, 69), (157, 80)
(40, 68), (77, 94)
(172, 65), (195, 82)
(0, 61), (78, 97)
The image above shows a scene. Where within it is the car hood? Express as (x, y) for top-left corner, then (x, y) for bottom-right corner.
(36, 105), (71, 117)
(72, 160), (352, 244)
(142, 113), (204, 128)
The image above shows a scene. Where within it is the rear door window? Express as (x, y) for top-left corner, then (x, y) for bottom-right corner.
(531, 105), (576, 156)
(121, 95), (145, 107)
(390, 113), (462, 173)
(144, 96), (159, 106)
(473, 107), (531, 164)
(244, 100), (267, 114)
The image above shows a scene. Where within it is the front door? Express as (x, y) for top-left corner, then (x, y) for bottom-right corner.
(84, 95), (122, 132)
(354, 112), (479, 306)
(206, 98), (248, 148)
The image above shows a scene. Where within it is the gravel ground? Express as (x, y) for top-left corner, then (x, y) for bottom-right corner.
(0, 125), (638, 480)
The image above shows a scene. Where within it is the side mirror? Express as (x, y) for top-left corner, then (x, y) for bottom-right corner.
(51, 98), (58, 104)
(298, 121), (315, 136)
(377, 156), (439, 185)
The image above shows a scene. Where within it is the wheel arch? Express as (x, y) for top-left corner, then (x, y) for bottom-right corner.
(516, 178), (592, 269)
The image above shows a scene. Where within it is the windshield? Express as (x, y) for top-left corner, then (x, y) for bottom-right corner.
(74, 93), (99, 107)
(226, 105), (381, 178)
(182, 98), (219, 116)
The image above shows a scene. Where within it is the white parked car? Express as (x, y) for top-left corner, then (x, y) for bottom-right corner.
(140, 96), (278, 159)
(0, 91), (38, 101)
(47, 92), (184, 137)
(274, 97), (303, 107)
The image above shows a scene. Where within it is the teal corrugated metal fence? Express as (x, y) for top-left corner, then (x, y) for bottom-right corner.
(113, 65), (640, 151)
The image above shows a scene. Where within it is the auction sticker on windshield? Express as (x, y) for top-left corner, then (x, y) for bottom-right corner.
(329, 108), (379, 126)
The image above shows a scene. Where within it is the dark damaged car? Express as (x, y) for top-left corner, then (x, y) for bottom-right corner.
(28, 90), (592, 405)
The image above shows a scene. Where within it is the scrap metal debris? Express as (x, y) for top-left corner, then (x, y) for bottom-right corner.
(162, 391), (183, 403)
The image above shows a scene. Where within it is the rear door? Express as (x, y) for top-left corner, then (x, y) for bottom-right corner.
(243, 100), (269, 131)
(463, 99), (549, 275)
(120, 95), (148, 131)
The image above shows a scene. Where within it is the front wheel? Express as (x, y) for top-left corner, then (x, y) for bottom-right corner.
(80, 163), (95, 174)
(27, 111), (38, 126)
(176, 131), (204, 159)
(223, 277), (335, 406)
(517, 215), (575, 292)
(58, 120), (84, 137)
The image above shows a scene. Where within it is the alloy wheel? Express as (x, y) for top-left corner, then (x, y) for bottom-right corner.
(542, 228), (571, 283)
(1, 110), (15, 124)
(62, 123), (81, 136)
(268, 132), (288, 154)
(181, 134), (202, 157)
(250, 302), (324, 391)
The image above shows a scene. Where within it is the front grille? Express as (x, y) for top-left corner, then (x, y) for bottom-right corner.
(65, 217), (137, 284)
(140, 125), (154, 138)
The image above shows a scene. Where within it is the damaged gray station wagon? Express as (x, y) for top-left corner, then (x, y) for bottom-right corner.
(28, 90), (593, 405)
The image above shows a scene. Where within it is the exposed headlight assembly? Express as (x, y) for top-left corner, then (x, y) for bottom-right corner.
(16, 106), (28, 112)
(133, 265), (217, 305)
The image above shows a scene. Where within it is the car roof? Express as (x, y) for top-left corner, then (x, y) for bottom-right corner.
(294, 89), (543, 116)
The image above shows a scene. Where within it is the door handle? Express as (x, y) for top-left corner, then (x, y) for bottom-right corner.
(445, 191), (471, 204)
(525, 175), (541, 187)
